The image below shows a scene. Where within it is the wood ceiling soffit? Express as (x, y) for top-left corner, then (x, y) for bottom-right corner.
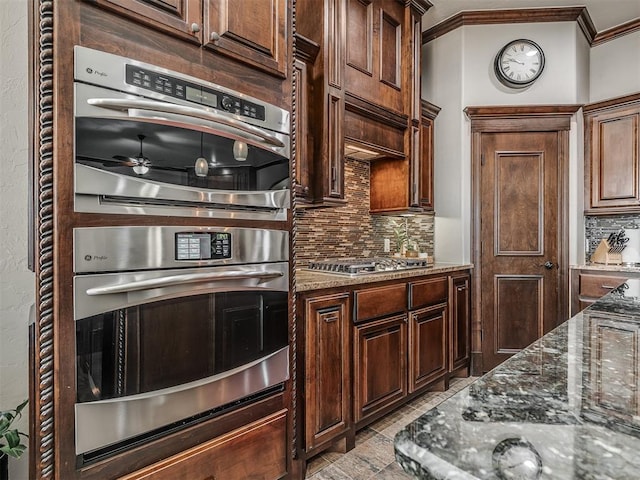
(593, 18), (640, 46)
(422, 7), (597, 45)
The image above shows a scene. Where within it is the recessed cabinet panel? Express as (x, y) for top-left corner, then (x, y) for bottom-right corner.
(409, 304), (447, 393)
(304, 293), (351, 452)
(379, 12), (400, 89)
(450, 274), (471, 372)
(354, 283), (407, 322)
(346, 0), (373, 75)
(204, 0), (287, 77)
(354, 314), (407, 423)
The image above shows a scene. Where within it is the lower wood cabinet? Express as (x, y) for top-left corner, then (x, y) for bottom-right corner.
(449, 274), (471, 374)
(570, 269), (632, 316)
(409, 304), (447, 393)
(303, 293), (351, 454)
(120, 410), (288, 480)
(298, 269), (472, 462)
(353, 314), (408, 423)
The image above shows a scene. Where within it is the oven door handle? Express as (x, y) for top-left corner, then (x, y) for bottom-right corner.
(85, 270), (284, 296)
(86, 97), (285, 148)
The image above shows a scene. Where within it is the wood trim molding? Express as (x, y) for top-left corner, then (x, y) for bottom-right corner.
(344, 92), (409, 129)
(422, 7), (597, 45)
(583, 92), (640, 114)
(30, 1), (55, 478)
(593, 18), (640, 46)
(464, 105), (582, 132)
(420, 99), (441, 120)
(294, 33), (320, 64)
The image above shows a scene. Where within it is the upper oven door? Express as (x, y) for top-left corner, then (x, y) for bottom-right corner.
(74, 83), (290, 220)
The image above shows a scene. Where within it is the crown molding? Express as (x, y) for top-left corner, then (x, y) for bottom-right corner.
(593, 18), (640, 46)
(422, 7), (602, 45)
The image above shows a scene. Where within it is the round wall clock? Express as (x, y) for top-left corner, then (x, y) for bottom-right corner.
(494, 39), (545, 89)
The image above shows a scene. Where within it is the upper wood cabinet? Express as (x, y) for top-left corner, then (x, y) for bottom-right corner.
(584, 93), (640, 214)
(296, 0), (347, 205)
(82, 0), (288, 78)
(420, 100), (440, 211)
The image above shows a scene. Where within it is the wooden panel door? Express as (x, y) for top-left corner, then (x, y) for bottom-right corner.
(204, 0), (288, 77)
(304, 293), (351, 453)
(84, 0), (202, 43)
(408, 304), (447, 393)
(587, 107), (640, 210)
(480, 131), (562, 371)
(353, 314), (407, 423)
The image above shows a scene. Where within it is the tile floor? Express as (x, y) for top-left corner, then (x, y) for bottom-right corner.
(305, 376), (477, 479)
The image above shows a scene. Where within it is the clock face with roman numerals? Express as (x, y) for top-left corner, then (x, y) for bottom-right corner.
(494, 39), (545, 88)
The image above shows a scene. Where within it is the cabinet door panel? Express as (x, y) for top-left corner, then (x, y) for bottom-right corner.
(304, 294), (351, 452)
(450, 275), (471, 372)
(121, 410), (288, 479)
(354, 314), (407, 423)
(409, 304), (447, 393)
(204, 0), (287, 77)
(354, 283), (406, 322)
(84, 0), (202, 43)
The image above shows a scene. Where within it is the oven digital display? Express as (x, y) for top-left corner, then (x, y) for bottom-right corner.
(175, 232), (231, 260)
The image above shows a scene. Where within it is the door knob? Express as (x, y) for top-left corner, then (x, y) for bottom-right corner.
(540, 261), (554, 269)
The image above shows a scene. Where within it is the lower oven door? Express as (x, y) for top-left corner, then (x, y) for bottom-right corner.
(73, 262), (289, 458)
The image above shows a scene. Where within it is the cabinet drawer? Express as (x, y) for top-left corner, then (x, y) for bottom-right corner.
(121, 410), (288, 480)
(354, 283), (407, 322)
(579, 274), (627, 298)
(409, 277), (448, 309)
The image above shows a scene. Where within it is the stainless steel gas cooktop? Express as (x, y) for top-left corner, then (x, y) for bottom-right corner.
(306, 257), (431, 276)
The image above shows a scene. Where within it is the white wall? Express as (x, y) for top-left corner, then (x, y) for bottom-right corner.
(0, 2), (33, 479)
(590, 30), (640, 102)
(423, 21), (597, 265)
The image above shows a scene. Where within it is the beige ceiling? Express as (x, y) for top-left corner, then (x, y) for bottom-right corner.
(423, 0), (640, 32)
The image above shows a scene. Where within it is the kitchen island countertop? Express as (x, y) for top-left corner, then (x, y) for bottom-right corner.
(296, 262), (473, 292)
(395, 278), (640, 479)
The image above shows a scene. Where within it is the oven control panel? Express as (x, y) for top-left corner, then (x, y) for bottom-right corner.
(175, 232), (231, 261)
(125, 65), (266, 121)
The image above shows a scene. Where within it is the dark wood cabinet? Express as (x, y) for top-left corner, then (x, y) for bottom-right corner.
(353, 313), (407, 424)
(584, 93), (640, 214)
(409, 304), (447, 393)
(449, 273), (471, 375)
(120, 409), (288, 480)
(570, 269), (630, 316)
(303, 293), (352, 454)
(203, 0), (288, 77)
(420, 100), (440, 211)
(82, 0), (288, 78)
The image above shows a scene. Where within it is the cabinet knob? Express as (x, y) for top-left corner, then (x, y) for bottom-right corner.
(190, 23), (200, 33)
(210, 31), (221, 43)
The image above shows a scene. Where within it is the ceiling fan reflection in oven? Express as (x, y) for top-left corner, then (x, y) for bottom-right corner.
(73, 46), (290, 220)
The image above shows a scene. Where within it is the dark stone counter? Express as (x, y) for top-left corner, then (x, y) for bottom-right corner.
(395, 279), (640, 479)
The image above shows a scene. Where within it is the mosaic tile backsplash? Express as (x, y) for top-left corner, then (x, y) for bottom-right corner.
(294, 158), (434, 266)
(585, 214), (640, 262)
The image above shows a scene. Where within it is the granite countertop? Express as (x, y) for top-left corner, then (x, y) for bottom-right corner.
(571, 263), (640, 274)
(296, 262), (473, 292)
(395, 278), (640, 479)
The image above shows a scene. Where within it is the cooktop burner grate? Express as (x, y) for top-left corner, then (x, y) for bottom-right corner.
(306, 257), (431, 276)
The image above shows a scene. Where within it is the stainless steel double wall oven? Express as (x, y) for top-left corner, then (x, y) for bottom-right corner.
(72, 47), (291, 463)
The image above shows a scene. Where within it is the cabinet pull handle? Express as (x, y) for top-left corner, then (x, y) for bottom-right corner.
(601, 285), (617, 289)
(210, 31), (221, 43)
(190, 23), (200, 33)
